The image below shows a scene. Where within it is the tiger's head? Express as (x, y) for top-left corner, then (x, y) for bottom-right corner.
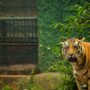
(61, 38), (85, 63)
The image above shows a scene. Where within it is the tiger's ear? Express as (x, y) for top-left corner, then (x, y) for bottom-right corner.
(60, 41), (64, 45)
(59, 36), (67, 45)
(78, 37), (85, 41)
(60, 41), (66, 46)
(60, 37), (67, 42)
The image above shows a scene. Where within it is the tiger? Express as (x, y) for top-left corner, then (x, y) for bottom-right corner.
(61, 38), (90, 90)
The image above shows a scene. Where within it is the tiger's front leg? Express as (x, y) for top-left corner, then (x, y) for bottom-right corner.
(75, 79), (82, 90)
(88, 79), (90, 90)
(75, 79), (87, 90)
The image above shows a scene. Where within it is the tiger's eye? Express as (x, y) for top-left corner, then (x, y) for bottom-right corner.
(64, 45), (69, 49)
(73, 45), (78, 49)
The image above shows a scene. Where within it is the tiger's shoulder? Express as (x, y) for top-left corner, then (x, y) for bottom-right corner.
(81, 41), (90, 62)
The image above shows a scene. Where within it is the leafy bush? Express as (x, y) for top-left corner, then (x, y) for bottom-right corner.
(52, 2), (90, 39)
(38, 0), (90, 72)
(2, 85), (12, 90)
(48, 60), (77, 90)
(17, 76), (42, 90)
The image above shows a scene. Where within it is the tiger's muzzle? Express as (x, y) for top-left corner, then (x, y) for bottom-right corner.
(67, 54), (77, 62)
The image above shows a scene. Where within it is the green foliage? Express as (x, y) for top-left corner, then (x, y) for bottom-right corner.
(54, 75), (77, 90)
(38, 0), (90, 72)
(2, 85), (12, 90)
(28, 76), (42, 90)
(48, 60), (77, 90)
(48, 60), (72, 74)
(52, 2), (90, 38)
(17, 76), (42, 90)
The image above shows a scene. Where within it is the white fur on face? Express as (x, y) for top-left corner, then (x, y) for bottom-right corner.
(62, 41), (69, 56)
(62, 41), (69, 47)
(74, 41), (79, 46)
